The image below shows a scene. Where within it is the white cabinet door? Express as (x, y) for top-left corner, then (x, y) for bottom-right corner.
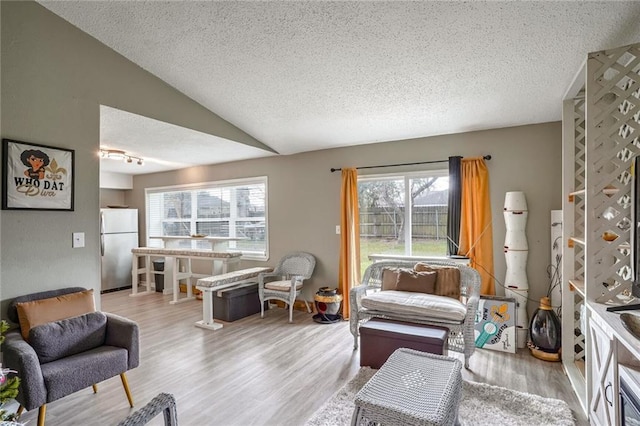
(589, 318), (617, 426)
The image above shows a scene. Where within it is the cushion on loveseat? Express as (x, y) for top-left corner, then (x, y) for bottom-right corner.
(414, 263), (461, 299)
(361, 290), (467, 322)
(381, 268), (437, 293)
(29, 312), (108, 364)
(395, 269), (437, 293)
(381, 268), (400, 291)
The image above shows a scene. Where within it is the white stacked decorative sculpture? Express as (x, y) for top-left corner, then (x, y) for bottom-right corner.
(504, 191), (529, 349)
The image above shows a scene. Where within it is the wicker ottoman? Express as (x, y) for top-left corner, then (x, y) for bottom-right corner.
(352, 348), (463, 426)
(359, 319), (448, 369)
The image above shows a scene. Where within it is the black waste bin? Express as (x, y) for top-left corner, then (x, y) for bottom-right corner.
(152, 259), (165, 293)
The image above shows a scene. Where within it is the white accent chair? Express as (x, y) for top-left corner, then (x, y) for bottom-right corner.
(258, 252), (316, 323)
(350, 260), (480, 368)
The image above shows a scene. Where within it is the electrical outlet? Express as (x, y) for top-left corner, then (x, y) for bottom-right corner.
(335, 225), (340, 235)
(72, 232), (85, 248)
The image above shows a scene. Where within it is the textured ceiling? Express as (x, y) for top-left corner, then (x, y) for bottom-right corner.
(39, 1), (640, 175)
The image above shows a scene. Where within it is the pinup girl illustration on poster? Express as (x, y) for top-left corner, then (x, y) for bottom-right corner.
(20, 149), (50, 180)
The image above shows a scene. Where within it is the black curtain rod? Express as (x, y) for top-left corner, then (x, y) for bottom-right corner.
(330, 155), (491, 173)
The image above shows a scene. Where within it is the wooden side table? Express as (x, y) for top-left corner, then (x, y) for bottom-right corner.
(352, 348), (462, 426)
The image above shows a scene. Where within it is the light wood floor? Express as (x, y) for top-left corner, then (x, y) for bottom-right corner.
(17, 289), (588, 425)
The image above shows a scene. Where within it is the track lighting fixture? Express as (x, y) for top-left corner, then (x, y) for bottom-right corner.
(99, 149), (144, 166)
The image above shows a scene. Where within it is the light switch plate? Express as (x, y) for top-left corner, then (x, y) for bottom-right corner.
(72, 232), (85, 248)
(335, 225), (341, 234)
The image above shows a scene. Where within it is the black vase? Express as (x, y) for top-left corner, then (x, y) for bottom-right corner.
(529, 297), (561, 361)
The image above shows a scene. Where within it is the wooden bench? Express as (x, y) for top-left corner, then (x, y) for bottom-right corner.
(131, 247), (242, 304)
(195, 267), (272, 330)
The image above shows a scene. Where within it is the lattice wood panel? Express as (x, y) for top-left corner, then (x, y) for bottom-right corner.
(574, 97), (586, 194)
(586, 44), (640, 303)
(574, 295), (586, 362)
(573, 97), (586, 362)
(574, 96), (586, 279)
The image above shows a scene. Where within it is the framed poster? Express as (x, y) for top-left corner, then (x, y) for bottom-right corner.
(2, 139), (75, 211)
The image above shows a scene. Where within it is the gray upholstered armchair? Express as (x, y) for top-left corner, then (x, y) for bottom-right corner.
(258, 252), (316, 322)
(2, 287), (140, 426)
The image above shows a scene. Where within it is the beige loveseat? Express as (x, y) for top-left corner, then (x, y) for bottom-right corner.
(349, 260), (481, 368)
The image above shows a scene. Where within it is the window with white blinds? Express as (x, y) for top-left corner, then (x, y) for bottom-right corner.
(145, 177), (268, 259)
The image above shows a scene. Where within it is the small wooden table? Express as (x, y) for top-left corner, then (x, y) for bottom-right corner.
(131, 248), (242, 303)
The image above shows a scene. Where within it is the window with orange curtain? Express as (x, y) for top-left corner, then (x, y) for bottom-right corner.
(458, 158), (495, 295)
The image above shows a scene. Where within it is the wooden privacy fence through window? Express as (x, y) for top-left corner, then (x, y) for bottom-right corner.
(360, 205), (448, 240)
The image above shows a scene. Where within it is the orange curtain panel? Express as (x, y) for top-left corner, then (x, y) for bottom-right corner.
(339, 168), (361, 319)
(459, 157), (495, 295)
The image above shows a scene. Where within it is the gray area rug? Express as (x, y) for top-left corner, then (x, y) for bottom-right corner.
(305, 367), (575, 426)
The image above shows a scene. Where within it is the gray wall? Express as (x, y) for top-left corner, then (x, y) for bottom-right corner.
(100, 189), (128, 208)
(128, 122), (563, 317)
(0, 1), (269, 313)
(1, 1), (563, 321)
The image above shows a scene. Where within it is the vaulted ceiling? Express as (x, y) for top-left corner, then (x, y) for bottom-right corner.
(39, 1), (640, 174)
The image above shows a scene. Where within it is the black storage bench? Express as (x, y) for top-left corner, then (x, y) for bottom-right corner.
(213, 283), (268, 322)
(359, 318), (449, 369)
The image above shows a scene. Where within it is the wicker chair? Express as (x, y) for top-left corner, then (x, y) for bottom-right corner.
(258, 252), (316, 323)
(118, 393), (178, 426)
(349, 260), (480, 368)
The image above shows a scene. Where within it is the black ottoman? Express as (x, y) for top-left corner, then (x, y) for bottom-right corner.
(359, 318), (449, 368)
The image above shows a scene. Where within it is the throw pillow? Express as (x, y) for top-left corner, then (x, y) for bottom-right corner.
(16, 289), (96, 340)
(381, 268), (400, 291)
(395, 269), (437, 293)
(29, 312), (107, 364)
(413, 263), (462, 299)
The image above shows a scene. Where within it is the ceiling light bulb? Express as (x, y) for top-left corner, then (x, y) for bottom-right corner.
(126, 156), (133, 163)
(137, 159), (144, 166)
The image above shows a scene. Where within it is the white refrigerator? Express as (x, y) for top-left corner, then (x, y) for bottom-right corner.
(100, 208), (139, 292)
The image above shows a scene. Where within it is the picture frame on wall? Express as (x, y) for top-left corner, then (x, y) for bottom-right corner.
(2, 138), (75, 211)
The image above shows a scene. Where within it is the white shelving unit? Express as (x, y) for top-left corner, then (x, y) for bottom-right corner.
(562, 75), (588, 412)
(562, 42), (640, 423)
